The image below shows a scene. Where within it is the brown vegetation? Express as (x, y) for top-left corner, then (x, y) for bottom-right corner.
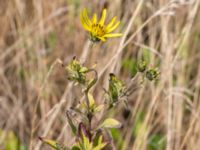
(0, 0), (200, 150)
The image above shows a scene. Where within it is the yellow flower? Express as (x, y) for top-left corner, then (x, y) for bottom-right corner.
(80, 8), (122, 42)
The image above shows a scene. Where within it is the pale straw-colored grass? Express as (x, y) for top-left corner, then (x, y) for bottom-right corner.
(0, 0), (200, 150)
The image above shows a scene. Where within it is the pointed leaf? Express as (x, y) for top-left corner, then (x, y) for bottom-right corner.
(99, 118), (121, 129)
(66, 111), (77, 135)
(88, 93), (95, 108)
(93, 143), (107, 150)
(39, 137), (67, 150)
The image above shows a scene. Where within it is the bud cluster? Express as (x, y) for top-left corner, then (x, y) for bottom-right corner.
(137, 61), (159, 81)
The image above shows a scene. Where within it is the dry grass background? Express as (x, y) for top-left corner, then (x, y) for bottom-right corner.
(0, 0), (200, 150)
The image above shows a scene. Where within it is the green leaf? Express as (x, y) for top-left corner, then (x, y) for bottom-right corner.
(99, 118), (121, 129)
(39, 137), (68, 150)
(0, 130), (28, 150)
(71, 145), (81, 150)
(66, 111), (77, 135)
(81, 134), (93, 150)
(148, 134), (166, 150)
(142, 48), (150, 64)
(132, 112), (145, 137)
(5, 131), (18, 150)
(121, 58), (137, 76)
(93, 135), (107, 150)
(88, 93), (95, 109)
(93, 143), (107, 150)
(110, 128), (124, 149)
(80, 67), (88, 73)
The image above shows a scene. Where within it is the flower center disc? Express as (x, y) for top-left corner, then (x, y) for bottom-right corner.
(92, 24), (106, 36)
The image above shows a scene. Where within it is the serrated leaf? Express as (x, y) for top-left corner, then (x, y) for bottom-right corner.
(99, 118), (121, 129)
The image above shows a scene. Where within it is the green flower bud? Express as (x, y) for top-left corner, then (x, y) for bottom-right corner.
(137, 61), (147, 72)
(146, 68), (159, 81)
(66, 57), (88, 85)
(106, 73), (126, 107)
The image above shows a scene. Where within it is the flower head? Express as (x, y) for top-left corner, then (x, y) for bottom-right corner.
(137, 61), (147, 73)
(106, 73), (126, 108)
(80, 8), (122, 42)
(66, 57), (88, 85)
(146, 68), (159, 81)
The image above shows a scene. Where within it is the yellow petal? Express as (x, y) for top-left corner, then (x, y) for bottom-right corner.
(106, 21), (120, 33)
(106, 17), (116, 30)
(103, 33), (123, 38)
(82, 23), (91, 31)
(83, 8), (92, 26)
(92, 13), (97, 24)
(97, 36), (106, 42)
(80, 13), (91, 31)
(99, 9), (107, 25)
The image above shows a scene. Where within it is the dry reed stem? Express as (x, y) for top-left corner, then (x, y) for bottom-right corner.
(0, 0), (200, 150)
